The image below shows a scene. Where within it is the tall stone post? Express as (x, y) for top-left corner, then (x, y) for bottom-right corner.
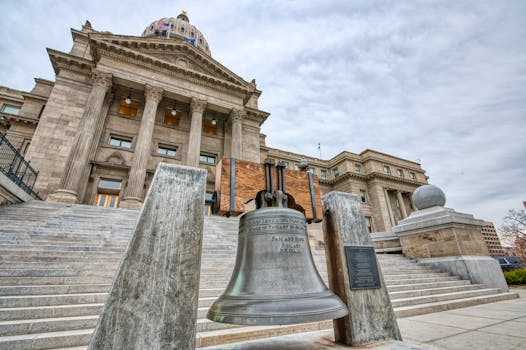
(322, 191), (401, 346)
(229, 109), (243, 159)
(120, 85), (163, 210)
(396, 190), (408, 219)
(186, 98), (207, 167)
(47, 70), (112, 203)
(87, 163), (207, 350)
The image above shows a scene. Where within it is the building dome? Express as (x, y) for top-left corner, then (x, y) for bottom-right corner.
(142, 11), (211, 56)
(412, 184), (446, 210)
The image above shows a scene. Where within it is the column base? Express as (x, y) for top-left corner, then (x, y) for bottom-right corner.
(119, 197), (143, 210)
(46, 189), (79, 204)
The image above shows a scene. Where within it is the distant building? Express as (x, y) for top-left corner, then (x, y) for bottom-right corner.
(481, 222), (504, 256)
(0, 13), (427, 233)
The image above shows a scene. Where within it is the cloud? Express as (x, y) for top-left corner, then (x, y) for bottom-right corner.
(0, 0), (524, 226)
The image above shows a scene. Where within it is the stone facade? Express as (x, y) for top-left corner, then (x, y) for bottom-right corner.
(0, 15), (427, 233)
(481, 221), (505, 256)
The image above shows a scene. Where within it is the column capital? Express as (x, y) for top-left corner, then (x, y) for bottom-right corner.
(229, 108), (244, 123)
(91, 70), (113, 89)
(190, 98), (207, 114)
(144, 84), (164, 104)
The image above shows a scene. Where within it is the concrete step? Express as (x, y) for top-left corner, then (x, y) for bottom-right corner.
(0, 284), (111, 296)
(391, 288), (503, 307)
(388, 284), (482, 299)
(0, 293), (107, 308)
(195, 320), (333, 348)
(386, 279), (472, 292)
(394, 292), (520, 317)
(384, 276), (460, 286)
(0, 328), (93, 350)
(0, 304), (103, 321)
(0, 315), (98, 336)
(383, 272), (451, 281)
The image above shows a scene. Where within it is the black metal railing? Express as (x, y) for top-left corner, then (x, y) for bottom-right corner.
(0, 133), (41, 199)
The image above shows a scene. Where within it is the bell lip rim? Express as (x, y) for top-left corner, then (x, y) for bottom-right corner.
(206, 307), (349, 325)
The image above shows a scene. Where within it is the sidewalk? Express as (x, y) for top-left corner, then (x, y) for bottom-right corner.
(397, 288), (526, 349)
(203, 288), (525, 350)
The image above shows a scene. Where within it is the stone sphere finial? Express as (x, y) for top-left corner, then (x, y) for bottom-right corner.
(412, 184), (446, 210)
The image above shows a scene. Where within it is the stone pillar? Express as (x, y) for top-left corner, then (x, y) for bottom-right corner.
(47, 70), (112, 203)
(322, 191), (401, 345)
(87, 163), (207, 350)
(396, 190), (408, 219)
(229, 109), (243, 159)
(120, 85), (163, 210)
(384, 188), (396, 227)
(186, 98), (207, 167)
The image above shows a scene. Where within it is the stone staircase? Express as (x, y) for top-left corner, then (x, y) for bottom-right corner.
(0, 201), (518, 349)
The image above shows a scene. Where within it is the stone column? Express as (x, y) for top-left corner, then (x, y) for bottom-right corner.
(47, 70), (112, 203)
(396, 190), (408, 219)
(384, 188), (396, 227)
(120, 85), (163, 210)
(229, 109), (243, 159)
(186, 98), (207, 167)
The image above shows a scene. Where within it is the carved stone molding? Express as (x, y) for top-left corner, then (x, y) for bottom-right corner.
(229, 109), (244, 124)
(144, 84), (164, 103)
(91, 70), (113, 89)
(190, 98), (207, 114)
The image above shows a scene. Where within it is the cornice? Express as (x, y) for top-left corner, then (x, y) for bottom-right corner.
(47, 48), (94, 76)
(244, 107), (269, 126)
(0, 112), (39, 125)
(321, 170), (426, 186)
(91, 40), (249, 98)
(21, 92), (49, 102)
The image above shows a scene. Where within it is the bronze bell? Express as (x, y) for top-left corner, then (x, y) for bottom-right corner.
(207, 206), (348, 325)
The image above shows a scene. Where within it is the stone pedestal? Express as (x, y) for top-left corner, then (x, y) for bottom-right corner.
(394, 206), (489, 258)
(393, 184), (506, 291)
(87, 163), (207, 350)
(322, 191), (401, 346)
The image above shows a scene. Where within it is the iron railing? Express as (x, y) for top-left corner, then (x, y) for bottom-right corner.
(0, 132), (41, 199)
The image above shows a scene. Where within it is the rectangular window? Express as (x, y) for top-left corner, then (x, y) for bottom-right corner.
(360, 189), (367, 203)
(354, 164), (362, 173)
(365, 216), (373, 233)
(203, 118), (217, 135)
(320, 169), (328, 180)
(164, 110), (180, 126)
(96, 193), (119, 208)
(200, 154), (216, 165)
(383, 165), (391, 175)
(332, 168), (340, 179)
(157, 145), (177, 157)
(118, 99), (138, 117)
(409, 172), (417, 180)
(294, 164), (300, 171)
(109, 135), (132, 149)
(397, 169), (404, 178)
(99, 179), (121, 189)
(1, 104), (20, 115)
(307, 167), (315, 174)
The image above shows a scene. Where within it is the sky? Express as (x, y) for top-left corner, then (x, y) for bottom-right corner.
(0, 0), (525, 227)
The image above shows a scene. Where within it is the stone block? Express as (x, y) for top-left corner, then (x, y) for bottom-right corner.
(87, 163), (206, 350)
(322, 191), (401, 346)
(418, 256), (508, 292)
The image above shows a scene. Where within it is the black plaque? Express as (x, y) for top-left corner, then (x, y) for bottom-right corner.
(345, 246), (381, 289)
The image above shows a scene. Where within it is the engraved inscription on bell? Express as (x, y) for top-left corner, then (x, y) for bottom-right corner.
(207, 207), (348, 325)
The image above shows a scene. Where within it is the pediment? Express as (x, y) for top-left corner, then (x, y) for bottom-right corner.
(89, 34), (251, 90)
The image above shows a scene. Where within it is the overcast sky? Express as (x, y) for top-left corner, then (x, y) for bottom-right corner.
(0, 0), (524, 227)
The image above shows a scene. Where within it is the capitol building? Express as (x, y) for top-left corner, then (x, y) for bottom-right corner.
(0, 12), (427, 233)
